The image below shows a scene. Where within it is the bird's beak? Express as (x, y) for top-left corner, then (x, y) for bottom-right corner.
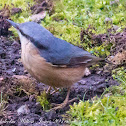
(6, 19), (19, 29)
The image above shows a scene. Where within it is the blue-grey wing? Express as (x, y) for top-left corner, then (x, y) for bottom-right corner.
(37, 37), (99, 67)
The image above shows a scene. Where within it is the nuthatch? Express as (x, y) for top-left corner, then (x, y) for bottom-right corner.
(7, 19), (104, 110)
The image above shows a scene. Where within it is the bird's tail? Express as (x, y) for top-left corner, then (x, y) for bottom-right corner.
(86, 55), (105, 66)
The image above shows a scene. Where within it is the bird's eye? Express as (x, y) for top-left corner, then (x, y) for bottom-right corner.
(123, 60), (125, 63)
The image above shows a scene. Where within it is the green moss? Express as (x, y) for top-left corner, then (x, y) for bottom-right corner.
(37, 91), (50, 110)
(0, 0), (34, 10)
(112, 67), (126, 83)
(87, 45), (110, 57)
(68, 95), (126, 126)
(52, 0), (126, 33)
(42, 17), (81, 45)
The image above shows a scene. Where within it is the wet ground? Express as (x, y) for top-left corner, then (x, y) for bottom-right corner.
(0, 1), (125, 125)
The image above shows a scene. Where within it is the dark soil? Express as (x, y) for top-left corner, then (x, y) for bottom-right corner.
(0, 17), (11, 36)
(31, 0), (54, 15)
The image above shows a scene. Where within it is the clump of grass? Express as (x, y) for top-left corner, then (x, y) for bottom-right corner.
(0, 101), (7, 117)
(111, 67), (126, 95)
(0, 0), (34, 10)
(37, 91), (50, 110)
(53, 0), (126, 33)
(68, 91), (126, 126)
(42, 17), (81, 46)
(112, 67), (126, 84)
(43, 0), (126, 34)
(0, 92), (7, 117)
(69, 96), (126, 126)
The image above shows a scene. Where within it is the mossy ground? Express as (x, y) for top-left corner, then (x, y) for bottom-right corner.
(68, 69), (126, 126)
(0, 0), (126, 125)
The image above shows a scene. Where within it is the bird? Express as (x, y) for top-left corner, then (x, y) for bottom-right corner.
(7, 19), (104, 110)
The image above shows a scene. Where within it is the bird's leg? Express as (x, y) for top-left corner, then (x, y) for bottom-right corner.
(50, 87), (60, 95)
(46, 86), (51, 94)
(51, 87), (71, 110)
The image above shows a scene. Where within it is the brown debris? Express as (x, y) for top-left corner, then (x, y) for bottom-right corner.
(30, 11), (46, 22)
(11, 8), (22, 15)
(109, 50), (126, 65)
(80, 26), (96, 47)
(80, 26), (126, 59)
(12, 75), (38, 95)
(0, 16), (11, 36)
(0, 75), (38, 101)
(31, 0), (54, 15)
(0, 5), (11, 36)
(0, 5), (10, 18)
(0, 6), (23, 36)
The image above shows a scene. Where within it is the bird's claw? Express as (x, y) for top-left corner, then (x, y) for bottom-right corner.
(50, 97), (78, 110)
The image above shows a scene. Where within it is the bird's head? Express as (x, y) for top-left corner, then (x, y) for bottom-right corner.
(6, 19), (19, 29)
(6, 19), (51, 49)
(6, 19), (27, 43)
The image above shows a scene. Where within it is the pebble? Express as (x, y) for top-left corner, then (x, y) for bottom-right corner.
(17, 104), (30, 115)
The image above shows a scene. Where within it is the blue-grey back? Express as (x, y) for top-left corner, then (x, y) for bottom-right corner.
(18, 22), (97, 66)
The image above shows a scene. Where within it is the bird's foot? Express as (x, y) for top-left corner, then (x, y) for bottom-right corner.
(50, 87), (60, 95)
(51, 97), (78, 110)
(46, 86), (60, 95)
